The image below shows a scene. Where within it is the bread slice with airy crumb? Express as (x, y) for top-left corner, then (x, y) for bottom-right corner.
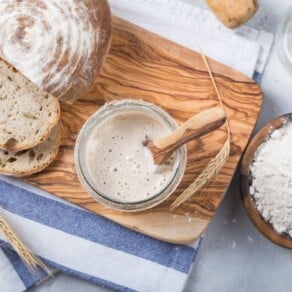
(0, 58), (60, 152)
(0, 123), (61, 177)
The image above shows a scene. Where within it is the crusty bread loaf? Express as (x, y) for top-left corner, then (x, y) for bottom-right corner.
(0, 123), (61, 177)
(0, 0), (112, 102)
(0, 58), (60, 152)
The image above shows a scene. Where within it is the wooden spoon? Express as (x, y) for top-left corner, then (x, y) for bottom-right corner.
(143, 107), (226, 164)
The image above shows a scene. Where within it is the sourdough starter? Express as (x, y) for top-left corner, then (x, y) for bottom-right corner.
(86, 111), (175, 203)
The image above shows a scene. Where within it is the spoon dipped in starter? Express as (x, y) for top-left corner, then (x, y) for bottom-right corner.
(143, 107), (226, 164)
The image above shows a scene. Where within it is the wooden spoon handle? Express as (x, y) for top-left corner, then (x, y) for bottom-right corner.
(152, 107), (226, 163)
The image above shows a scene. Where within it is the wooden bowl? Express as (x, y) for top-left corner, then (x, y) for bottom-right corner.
(240, 113), (292, 249)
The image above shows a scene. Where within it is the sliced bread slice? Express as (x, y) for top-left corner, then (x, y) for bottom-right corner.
(0, 58), (60, 152)
(0, 123), (62, 177)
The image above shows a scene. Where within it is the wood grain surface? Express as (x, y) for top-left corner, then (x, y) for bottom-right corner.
(23, 17), (263, 244)
(241, 114), (292, 249)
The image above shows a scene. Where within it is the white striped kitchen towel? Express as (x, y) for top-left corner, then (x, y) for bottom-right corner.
(109, 0), (273, 81)
(0, 176), (201, 292)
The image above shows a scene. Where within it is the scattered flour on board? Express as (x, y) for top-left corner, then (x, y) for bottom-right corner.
(247, 236), (253, 243)
(172, 214), (177, 219)
(185, 213), (193, 223)
(249, 121), (292, 237)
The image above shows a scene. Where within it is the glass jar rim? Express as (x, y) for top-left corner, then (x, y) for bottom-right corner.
(276, 6), (292, 72)
(74, 99), (187, 211)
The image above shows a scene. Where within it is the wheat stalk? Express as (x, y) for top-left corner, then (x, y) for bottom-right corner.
(171, 51), (231, 209)
(0, 212), (50, 275)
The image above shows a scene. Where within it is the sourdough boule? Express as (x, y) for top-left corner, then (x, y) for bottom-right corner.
(0, 0), (112, 102)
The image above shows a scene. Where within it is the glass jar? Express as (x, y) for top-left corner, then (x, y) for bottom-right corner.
(74, 99), (187, 212)
(276, 6), (292, 72)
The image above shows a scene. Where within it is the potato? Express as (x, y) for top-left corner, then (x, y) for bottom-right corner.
(206, 0), (259, 28)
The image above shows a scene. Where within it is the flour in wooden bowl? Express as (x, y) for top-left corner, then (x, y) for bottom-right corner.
(249, 121), (292, 238)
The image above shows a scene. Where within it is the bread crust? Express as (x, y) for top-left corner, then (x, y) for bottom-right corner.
(0, 123), (62, 176)
(0, 0), (112, 102)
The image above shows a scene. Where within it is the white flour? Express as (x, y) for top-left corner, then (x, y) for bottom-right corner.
(249, 121), (292, 237)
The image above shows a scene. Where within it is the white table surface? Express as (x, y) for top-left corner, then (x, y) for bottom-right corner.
(30, 0), (292, 291)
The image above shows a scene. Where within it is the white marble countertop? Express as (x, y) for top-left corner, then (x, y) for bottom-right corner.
(30, 0), (292, 291)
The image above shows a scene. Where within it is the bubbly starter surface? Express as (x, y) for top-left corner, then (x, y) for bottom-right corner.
(86, 112), (175, 203)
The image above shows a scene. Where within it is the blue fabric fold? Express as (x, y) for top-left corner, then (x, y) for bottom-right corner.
(0, 177), (200, 292)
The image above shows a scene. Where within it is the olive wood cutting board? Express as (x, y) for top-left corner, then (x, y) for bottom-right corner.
(23, 17), (263, 244)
